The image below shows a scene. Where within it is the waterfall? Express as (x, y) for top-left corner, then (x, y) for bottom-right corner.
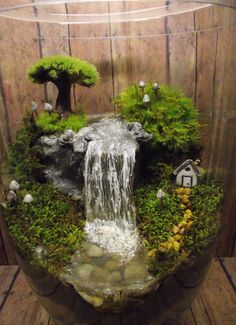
(83, 119), (137, 225)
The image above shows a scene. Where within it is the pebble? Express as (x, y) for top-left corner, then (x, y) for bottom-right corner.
(76, 264), (95, 280)
(104, 259), (121, 271)
(79, 292), (103, 308)
(87, 244), (104, 258)
(93, 267), (110, 282)
(108, 271), (122, 284)
(124, 262), (148, 281)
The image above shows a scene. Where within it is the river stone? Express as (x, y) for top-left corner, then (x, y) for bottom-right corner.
(76, 264), (94, 280)
(87, 244), (104, 258)
(124, 262), (148, 281)
(93, 267), (110, 282)
(79, 292), (103, 308)
(104, 259), (121, 271)
(108, 271), (122, 284)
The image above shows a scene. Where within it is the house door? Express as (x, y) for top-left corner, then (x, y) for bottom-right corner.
(182, 176), (192, 187)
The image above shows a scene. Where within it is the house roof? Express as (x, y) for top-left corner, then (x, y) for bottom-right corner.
(173, 159), (201, 176)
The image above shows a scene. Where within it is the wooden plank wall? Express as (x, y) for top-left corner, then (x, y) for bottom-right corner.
(0, 2), (235, 263)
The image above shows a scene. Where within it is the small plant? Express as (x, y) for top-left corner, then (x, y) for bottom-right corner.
(28, 55), (100, 113)
(35, 112), (87, 134)
(115, 83), (200, 151)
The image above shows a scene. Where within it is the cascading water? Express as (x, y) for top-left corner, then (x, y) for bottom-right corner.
(83, 119), (139, 260)
(84, 119), (137, 224)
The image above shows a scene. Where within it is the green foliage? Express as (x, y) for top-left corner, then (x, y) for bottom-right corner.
(135, 180), (183, 250)
(115, 83), (200, 151)
(7, 116), (43, 182)
(62, 114), (88, 132)
(185, 183), (223, 253)
(35, 112), (87, 134)
(135, 180), (223, 254)
(4, 183), (85, 274)
(28, 55), (100, 87)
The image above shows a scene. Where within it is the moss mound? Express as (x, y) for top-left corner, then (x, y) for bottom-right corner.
(115, 83), (199, 151)
(35, 112), (87, 134)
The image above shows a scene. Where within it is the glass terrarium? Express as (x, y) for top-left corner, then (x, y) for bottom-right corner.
(0, 1), (235, 324)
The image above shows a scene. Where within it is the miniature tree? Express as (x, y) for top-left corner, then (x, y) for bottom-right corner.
(28, 55), (100, 113)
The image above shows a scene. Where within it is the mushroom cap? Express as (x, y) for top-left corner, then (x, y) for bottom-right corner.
(139, 80), (145, 88)
(23, 194), (34, 203)
(31, 101), (38, 111)
(9, 180), (20, 191)
(157, 189), (166, 199)
(44, 103), (53, 112)
(7, 190), (17, 202)
(35, 245), (48, 258)
(143, 94), (150, 103)
(153, 83), (160, 90)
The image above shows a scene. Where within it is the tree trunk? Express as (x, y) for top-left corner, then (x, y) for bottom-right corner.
(55, 81), (72, 114)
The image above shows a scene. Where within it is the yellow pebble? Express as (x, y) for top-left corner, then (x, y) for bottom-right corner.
(173, 241), (180, 251)
(182, 198), (190, 205)
(178, 221), (188, 228)
(185, 209), (192, 215)
(168, 236), (175, 243)
(183, 188), (191, 195)
(184, 213), (191, 220)
(172, 225), (180, 234)
(148, 248), (158, 258)
(176, 188), (184, 195)
(174, 234), (181, 241)
(186, 221), (193, 229)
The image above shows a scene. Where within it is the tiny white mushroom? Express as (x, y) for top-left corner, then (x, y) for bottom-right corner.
(31, 101), (38, 112)
(143, 94), (150, 104)
(23, 194), (34, 203)
(9, 180), (20, 191)
(153, 82), (160, 91)
(139, 80), (146, 89)
(35, 245), (48, 258)
(44, 103), (53, 113)
(157, 189), (166, 199)
(7, 190), (17, 202)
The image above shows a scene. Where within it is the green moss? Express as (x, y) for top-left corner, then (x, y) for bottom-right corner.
(4, 183), (85, 275)
(61, 114), (88, 132)
(136, 180), (183, 250)
(185, 183), (223, 253)
(115, 83), (200, 151)
(35, 112), (87, 134)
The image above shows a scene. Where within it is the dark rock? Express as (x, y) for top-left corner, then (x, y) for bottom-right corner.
(38, 119), (151, 196)
(127, 122), (153, 143)
(73, 138), (88, 153)
(59, 129), (76, 145)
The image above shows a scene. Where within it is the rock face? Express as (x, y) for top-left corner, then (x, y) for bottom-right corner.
(38, 118), (152, 196)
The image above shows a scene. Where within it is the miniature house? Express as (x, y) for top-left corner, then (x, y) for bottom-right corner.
(173, 159), (200, 188)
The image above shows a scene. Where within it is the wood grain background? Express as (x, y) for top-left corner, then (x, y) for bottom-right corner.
(0, 2), (235, 263)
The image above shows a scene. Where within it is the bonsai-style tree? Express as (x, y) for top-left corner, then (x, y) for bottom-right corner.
(28, 55), (100, 113)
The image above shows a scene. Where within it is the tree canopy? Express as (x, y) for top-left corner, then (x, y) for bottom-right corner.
(28, 55), (100, 113)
